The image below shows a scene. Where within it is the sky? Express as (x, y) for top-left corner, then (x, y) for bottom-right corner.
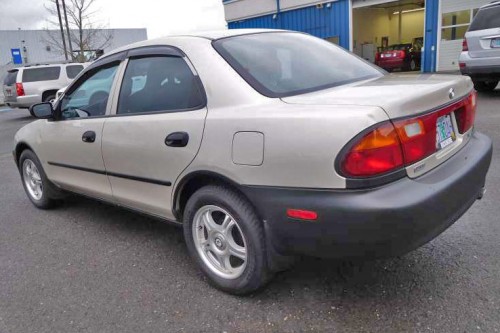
(0, 0), (227, 38)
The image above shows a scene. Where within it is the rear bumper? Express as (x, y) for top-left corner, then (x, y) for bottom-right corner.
(4, 95), (40, 109)
(459, 52), (500, 79)
(377, 59), (404, 70)
(242, 131), (492, 259)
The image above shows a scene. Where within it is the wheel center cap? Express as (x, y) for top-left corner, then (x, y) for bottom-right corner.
(214, 235), (225, 249)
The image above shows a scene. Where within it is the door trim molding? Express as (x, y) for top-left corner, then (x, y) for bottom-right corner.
(47, 161), (172, 186)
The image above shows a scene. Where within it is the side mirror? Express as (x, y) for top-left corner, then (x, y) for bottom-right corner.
(29, 102), (54, 119)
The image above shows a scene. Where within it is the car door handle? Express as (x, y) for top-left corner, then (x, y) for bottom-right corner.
(165, 132), (189, 147)
(82, 131), (96, 143)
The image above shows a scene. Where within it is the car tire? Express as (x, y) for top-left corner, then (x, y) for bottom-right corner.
(43, 94), (56, 104)
(473, 80), (498, 92)
(19, 150), (63, 209)
(183, 185), (272, 295)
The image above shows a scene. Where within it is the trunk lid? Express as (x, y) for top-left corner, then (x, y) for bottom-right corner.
(281, 74), (473, 119)
(282, 74), (475, 179)
(466, 28), (500, 59)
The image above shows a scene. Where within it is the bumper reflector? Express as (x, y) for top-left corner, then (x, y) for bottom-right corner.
(287, 209), (318, 221)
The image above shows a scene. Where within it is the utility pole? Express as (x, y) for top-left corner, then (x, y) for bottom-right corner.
(55, 0), (68, 60)
(61, 0), (74, 61)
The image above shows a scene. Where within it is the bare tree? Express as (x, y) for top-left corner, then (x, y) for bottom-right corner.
(43, 0), (113, 62)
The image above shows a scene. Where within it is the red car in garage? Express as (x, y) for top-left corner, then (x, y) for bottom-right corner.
(376, 43), (422, 72)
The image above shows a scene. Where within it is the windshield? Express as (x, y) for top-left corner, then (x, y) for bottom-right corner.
(213, 32), (383, 98)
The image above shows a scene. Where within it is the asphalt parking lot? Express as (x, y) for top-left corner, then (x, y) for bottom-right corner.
(0, 88), (499, 333)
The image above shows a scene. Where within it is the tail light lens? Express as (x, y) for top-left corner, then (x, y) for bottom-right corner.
(462, 38), (468, 51)
(341, 122), (404, 177)
(339, 91), (477, 178)
(16, 83), (25, 97)
(375, 52), (380, 62)
(399, 50), (406, 59)
(455, 91), (477, 133)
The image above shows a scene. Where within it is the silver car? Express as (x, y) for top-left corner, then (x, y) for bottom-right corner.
(2, 63), (88, 108)
(459, 1), (500, 92)
(14, 30), (492, 294)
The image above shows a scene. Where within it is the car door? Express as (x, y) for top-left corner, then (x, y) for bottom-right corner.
(40, 54), (125, 201)
(101, 47), (207, 219)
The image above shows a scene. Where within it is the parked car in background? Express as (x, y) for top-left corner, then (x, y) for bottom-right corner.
(2, 62), (89, 109)
(15, 30), (492, 295)
(375, 41), (422, 72)
(459, 1), (500, 92)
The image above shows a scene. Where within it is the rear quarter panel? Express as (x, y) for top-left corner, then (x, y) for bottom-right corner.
(183, 102), (389, 189)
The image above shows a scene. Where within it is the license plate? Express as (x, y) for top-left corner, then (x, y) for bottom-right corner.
(5, 89), (12, 97)
(492, 39), (500, 48)
(436, 114), (456, 150)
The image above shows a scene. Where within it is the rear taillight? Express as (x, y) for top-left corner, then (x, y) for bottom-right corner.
(375, 52), (380, 61)
(15, 83), (25, 97)
(455, 91), (477, 133)
(341, 122), (404, 177)
(462, 38), (468, 51)
(339, 92), (477, 178)
(399, 50), (406, 59)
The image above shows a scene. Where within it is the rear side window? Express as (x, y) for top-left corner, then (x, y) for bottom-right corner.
(469, 6), (500, 31)
(66, 65), (84, 79)
(3, 70), (18, 85)
(22, 67), (61, 82)
(117, 56), (204, 114)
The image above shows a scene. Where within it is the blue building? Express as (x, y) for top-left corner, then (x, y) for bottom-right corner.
(223, 0), (491, 72)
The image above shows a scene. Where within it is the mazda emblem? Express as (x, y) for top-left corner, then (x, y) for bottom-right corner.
(449, 88), (455, 100)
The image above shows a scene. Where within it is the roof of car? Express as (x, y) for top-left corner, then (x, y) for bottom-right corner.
(100, 29), (287, 59)
(480, 1), (500, 9)
(12, 62), (88, 70)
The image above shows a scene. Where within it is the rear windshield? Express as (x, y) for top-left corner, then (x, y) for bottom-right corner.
(22, 66), (61, 83)
(213, 32), (383, 98)
(66, 64), (84, 79)
(469, 5), (500, 31)
(3, 70), (18, 85)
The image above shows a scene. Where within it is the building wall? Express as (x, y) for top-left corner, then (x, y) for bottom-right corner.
(0, 28), (147, 67)
(224, 0), (333, 21)
(228, 0), (351, 49)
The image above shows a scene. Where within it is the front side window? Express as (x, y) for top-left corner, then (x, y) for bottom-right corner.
(117, 56), (204, 114)
(66, 65), (84, 79)
(60, 63), (119, 119)
(22, 67), (61, 82)
(213, 32), (383, 98)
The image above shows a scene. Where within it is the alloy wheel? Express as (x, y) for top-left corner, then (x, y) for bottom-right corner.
(192, 205), (247, 279)
(23, 159), (43, 201)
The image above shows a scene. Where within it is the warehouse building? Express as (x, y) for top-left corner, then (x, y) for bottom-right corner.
(223, 0), (492, 72)
(0, 28), (147, 67)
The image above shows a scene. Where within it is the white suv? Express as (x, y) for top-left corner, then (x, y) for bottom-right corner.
(2, 63), (88, 108)
(459, 1), (500, 92)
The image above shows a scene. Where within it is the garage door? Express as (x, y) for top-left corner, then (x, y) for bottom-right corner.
(438, 0), (492, 71)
